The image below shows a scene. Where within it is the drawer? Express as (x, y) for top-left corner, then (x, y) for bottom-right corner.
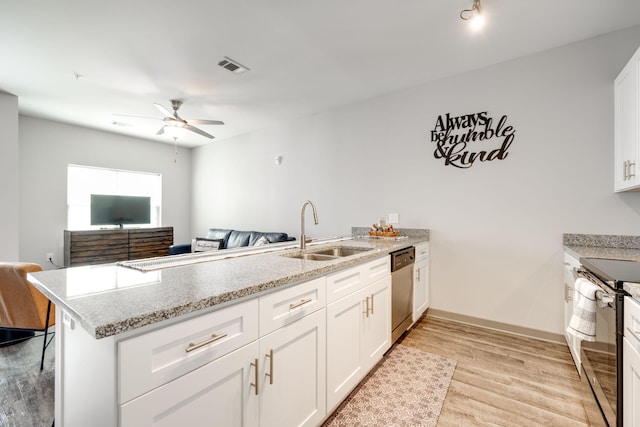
(625, 296), (640, 352)
(259, 276), (326, 336)
(414, 242), (429, 262)
(118, 298), (259, 404)
(327, 257), (390, 304)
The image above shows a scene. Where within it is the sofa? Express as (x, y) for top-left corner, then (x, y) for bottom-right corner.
(168, 228), (296, 255)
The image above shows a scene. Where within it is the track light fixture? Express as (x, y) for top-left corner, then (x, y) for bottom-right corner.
(460, 0), (485, 31)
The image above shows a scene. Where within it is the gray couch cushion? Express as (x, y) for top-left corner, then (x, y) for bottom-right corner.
(206, 229), (233, 248)
(226, 230), (253, 249)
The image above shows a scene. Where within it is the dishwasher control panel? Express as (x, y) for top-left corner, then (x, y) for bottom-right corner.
(390, 246), (415, 272)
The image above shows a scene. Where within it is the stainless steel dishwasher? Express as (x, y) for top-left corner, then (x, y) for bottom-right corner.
(390, 246), (415, 343)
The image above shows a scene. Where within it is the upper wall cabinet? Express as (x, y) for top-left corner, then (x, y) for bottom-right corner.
(614, 46), (640, 192)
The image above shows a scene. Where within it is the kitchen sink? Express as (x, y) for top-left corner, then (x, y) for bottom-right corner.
(311, 247), (372, 257)
(283, 246), (373, 261)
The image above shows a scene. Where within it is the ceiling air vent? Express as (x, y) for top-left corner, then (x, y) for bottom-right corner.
(218, 57), (250, 74)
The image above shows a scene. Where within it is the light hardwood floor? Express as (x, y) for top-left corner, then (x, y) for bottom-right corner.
(400, 315), (602, 426)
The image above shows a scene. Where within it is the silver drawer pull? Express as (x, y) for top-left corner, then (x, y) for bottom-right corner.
(265, 349), (274, 385)
(185, 332), (228, 353)
(250, 358), (259, 395)
(289, 298), (312, 310)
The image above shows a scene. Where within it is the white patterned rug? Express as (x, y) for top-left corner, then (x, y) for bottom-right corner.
(323, 344), (456, 427)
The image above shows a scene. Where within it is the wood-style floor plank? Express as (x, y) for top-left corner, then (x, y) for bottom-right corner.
(400, 315), (599, 426)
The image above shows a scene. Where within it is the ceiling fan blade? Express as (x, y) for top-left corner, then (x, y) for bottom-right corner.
(156, 126), (166, 135)
(154, 103), (174, 118)
(186, 119), (225, 126)
(184, 124), (214, 139)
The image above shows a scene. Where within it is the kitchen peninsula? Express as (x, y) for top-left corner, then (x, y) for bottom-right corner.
(29, 228), (429, 427)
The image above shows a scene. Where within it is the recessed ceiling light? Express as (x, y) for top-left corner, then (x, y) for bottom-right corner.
(218, 56), (250, 74)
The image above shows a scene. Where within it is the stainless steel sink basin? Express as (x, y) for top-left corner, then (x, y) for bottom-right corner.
(282, 246), (373, 261)
(288, 253), (339, 261)
(312, 247), (372, 257)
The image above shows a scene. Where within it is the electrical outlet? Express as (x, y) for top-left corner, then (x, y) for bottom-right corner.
(62, 310), (75, 330)
(388, 213), (399, 224)
(46, 252), (54, 262)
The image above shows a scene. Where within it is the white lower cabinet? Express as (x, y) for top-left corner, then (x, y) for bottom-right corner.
(326, 275), (391, 412)
(563, 252), (581, 373)
(120, 341), (260, 427)
(259, 308), (326, 427)
(412, 242), (429, 322)
(623, 337), (640, 427)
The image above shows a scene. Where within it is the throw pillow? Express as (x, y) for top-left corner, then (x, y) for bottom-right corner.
(253, 236), (270, 246)
(193, 238), (223, 252)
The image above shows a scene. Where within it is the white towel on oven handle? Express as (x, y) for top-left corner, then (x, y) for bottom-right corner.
(566, 277), (600, 342)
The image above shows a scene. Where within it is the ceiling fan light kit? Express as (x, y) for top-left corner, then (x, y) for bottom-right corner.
(460, 0), (485, 31)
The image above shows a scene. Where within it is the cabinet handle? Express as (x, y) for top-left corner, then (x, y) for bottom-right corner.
(624, 160), (629, 181)
(416, 269), (421, 281)
(564, 283), (573, 303)
(289, 298), (312, 310)
(370, 293), (374, 315)
(265, 349), (274, 385)
(250, 358), (259, 395)
(185, 332), (228, 353)
(363, 297), (370, 318)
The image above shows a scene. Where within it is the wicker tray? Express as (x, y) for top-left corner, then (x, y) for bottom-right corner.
(368, 230), (399, 238)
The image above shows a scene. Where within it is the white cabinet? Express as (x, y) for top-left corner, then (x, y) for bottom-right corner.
(413, 242), (430, 322)
(119, 299), (259, 404)
(326, 268), (391, 413)
(259, 308), (326, 427)
(624, 296), (640, 426)
(563, 252), (581, 373)
(614, 45), (640, 192)
(120, 341), (260, 427)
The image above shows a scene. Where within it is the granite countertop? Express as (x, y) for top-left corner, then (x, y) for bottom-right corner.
(29, 228), (429, 340)
(563, 233), (640, 301)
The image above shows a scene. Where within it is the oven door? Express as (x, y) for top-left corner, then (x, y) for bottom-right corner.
(579, 281), (619, 427)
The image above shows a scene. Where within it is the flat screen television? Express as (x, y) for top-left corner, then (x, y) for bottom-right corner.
(90, 194), (151, 227)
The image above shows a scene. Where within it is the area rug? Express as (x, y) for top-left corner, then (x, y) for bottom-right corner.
(323, 344), (456, 427)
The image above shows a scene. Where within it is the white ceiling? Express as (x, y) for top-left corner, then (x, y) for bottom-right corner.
(2, 0), (640, 147)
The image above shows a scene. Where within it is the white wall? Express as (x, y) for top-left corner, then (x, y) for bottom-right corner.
(0, 91), (19, 261)
(192, 26), (640, 335)
(19, 116), (192, 268)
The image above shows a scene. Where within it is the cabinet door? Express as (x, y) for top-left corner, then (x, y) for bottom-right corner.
(120, 341), (259, 427)
(623, 337), (640, 427)
(326, 288), (366, 412)
(361, 275), (392, 372)
(614, 46), (640, 192)
(259, 308), (326, 427)
(413, 258), (429, 322)
(563, 253), (581, 373)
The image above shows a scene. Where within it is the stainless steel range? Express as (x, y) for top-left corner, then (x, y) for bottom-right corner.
(577, 257), (633, 427)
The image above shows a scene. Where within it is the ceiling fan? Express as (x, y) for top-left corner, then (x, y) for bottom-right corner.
(118, 99), (224, 139)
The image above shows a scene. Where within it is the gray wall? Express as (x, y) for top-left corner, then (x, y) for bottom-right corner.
(191, 26), (640, 335)
(0, 91), (19, 261)
(18, 116), (192, 268)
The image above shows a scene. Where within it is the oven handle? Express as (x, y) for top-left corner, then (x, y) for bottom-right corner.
(574, 268), (616, 305)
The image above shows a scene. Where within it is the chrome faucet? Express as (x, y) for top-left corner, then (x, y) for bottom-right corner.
(300, 200), (319, 249)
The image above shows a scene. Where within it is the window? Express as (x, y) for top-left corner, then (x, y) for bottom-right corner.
(67, 164), (162, 230)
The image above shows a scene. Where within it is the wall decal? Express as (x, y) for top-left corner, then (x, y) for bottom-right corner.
(430, 111), (515, 169)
